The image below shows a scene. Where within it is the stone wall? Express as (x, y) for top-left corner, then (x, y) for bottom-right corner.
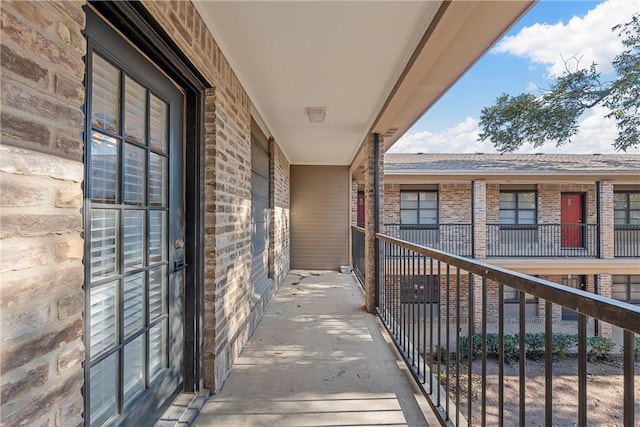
(0, 1), (86, 425)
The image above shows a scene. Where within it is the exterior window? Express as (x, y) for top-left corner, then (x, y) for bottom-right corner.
(612, 275), (640, 304)
(614, 192), (640, 225)
(400, 191), (437, 225)
(399, 275), (439, 303)
(500, 191), (536, 225)
(503, 286), (537, 302)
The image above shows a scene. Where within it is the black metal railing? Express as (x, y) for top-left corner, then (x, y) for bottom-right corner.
(374, 232), (639, 426)
(351, 226), (365, 286)
(615, 224), (640, 257)
(487, 223), (599, 257)
(384, 223), (473, 257)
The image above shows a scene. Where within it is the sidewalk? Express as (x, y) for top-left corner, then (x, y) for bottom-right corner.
(193, 270), (439, 427)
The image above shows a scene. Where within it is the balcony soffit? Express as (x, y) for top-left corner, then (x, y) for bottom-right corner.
(193, 1), (533, 166)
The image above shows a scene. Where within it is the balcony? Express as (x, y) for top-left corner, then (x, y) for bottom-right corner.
(351, 226), (639, 425)
(615, 224), (640, 257)
(384, 224), (473, 257)
(192, 270), (441, 426)
(487, 223), (599, 258)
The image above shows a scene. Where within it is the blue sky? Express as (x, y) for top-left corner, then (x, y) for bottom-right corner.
(390, 0), (640, 154)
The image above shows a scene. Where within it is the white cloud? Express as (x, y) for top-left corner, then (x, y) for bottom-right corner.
(389, 117), (492, 154)
(389, 109), (640, 155)
(494, 0), (640, 76)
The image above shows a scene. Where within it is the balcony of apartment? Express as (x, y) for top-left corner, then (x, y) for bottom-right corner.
(615, 224), (640, 257)
(384, 223), (603, 258)
(350, 226), (640, 426)
(190, 226), (640, 426)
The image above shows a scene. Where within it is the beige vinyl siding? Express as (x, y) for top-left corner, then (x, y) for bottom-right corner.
(291, 165), (349, 270)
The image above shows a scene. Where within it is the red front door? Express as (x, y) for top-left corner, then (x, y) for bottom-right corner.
(561, 193), (584, 247)
(357, 192), (365, 227)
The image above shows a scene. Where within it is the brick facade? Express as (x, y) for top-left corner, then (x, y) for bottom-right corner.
(141, 0), (291, 393)
(1, 0), (292, 423)
(381, 175), (633, 335)
(1, 1), (86, 425)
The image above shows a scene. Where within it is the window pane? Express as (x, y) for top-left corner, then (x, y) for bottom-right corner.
(419, 210), (437, 224)
(123, 210), (144, 271)
(420, 192), (437, 201)
(148, 211), (166, 263)
(90, 210), (118, 280)
(503, 286), (518, 301)
(91, 54), (119, 132)
(91, 132), (118, 203)
(124, 76), (146, 143)
(149, 153), (167, 207)
(614, 211), (627, 224)
(401, 192), (418, 201)
(500, 192), (516, 208)
(90, 353), (118, 427)
(90, 281), (117, 355)
(149, 94), (168, 153)
(420, 192), (438, 209)
(401, 210), (417, 224)
(519, 210), (536, 224)
(630, 193), (640, 203)
(123, 335), (145, 404)
(123, 273), (144, 337)
(149, 266), (166, 320)
(518, 192), (536, 209)
(123, 144), (146, 205)
(612, 282), (627, 300)
(148, 321), (167, 380)
(500, 210), (516, 224)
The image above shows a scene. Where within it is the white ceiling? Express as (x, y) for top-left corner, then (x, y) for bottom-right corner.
(193, 1), (441, 165)
(193, 1), (534, 166)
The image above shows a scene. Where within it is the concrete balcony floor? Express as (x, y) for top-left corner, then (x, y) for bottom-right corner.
(193, 270), (440, 427)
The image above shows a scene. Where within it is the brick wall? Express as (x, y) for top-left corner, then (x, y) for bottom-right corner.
(599, 182), (614, 259)
(440, 183), (472, 223)
(0, 1), (86, 425)
(140, 0), (291, 392)
(383, 184), (400, 225)
(270, 140), (291, 287)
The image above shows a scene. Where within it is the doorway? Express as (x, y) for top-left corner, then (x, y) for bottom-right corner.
(561, 275), (586, 321)
(561, 193), (585, 248)
(84, 9), (188, 426)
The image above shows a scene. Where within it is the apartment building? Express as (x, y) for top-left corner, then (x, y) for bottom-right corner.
(0, 1), (536, 426)
(374, 153), (640, 331)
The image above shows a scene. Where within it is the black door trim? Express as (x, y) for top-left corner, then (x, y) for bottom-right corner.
(88, 0), (209, 396)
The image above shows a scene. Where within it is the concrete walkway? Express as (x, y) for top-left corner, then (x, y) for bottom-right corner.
(193, 270), (439, 427)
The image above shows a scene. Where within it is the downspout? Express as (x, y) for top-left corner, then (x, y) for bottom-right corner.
(596, 181), (601, 258)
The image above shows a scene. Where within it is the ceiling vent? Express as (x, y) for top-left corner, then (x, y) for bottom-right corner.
(306, 107), (326, 123)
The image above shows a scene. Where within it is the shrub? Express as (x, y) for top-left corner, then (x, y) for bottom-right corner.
(635, 336), (640, 362)
(459, 334), (482, 360)
(552, 333), (578, 361)
(587, 336), (615, 362)
(525, 332), (546, 361)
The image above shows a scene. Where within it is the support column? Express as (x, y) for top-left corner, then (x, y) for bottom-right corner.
(596, 273), (613, 338)
(364, 133), (383, 313)
(599, 181), (614, 259)
(351, 178), (359, 226)
(472, 180), (487, 259)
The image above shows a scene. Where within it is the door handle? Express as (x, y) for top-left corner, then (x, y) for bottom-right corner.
(174, 259), (188, 272)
